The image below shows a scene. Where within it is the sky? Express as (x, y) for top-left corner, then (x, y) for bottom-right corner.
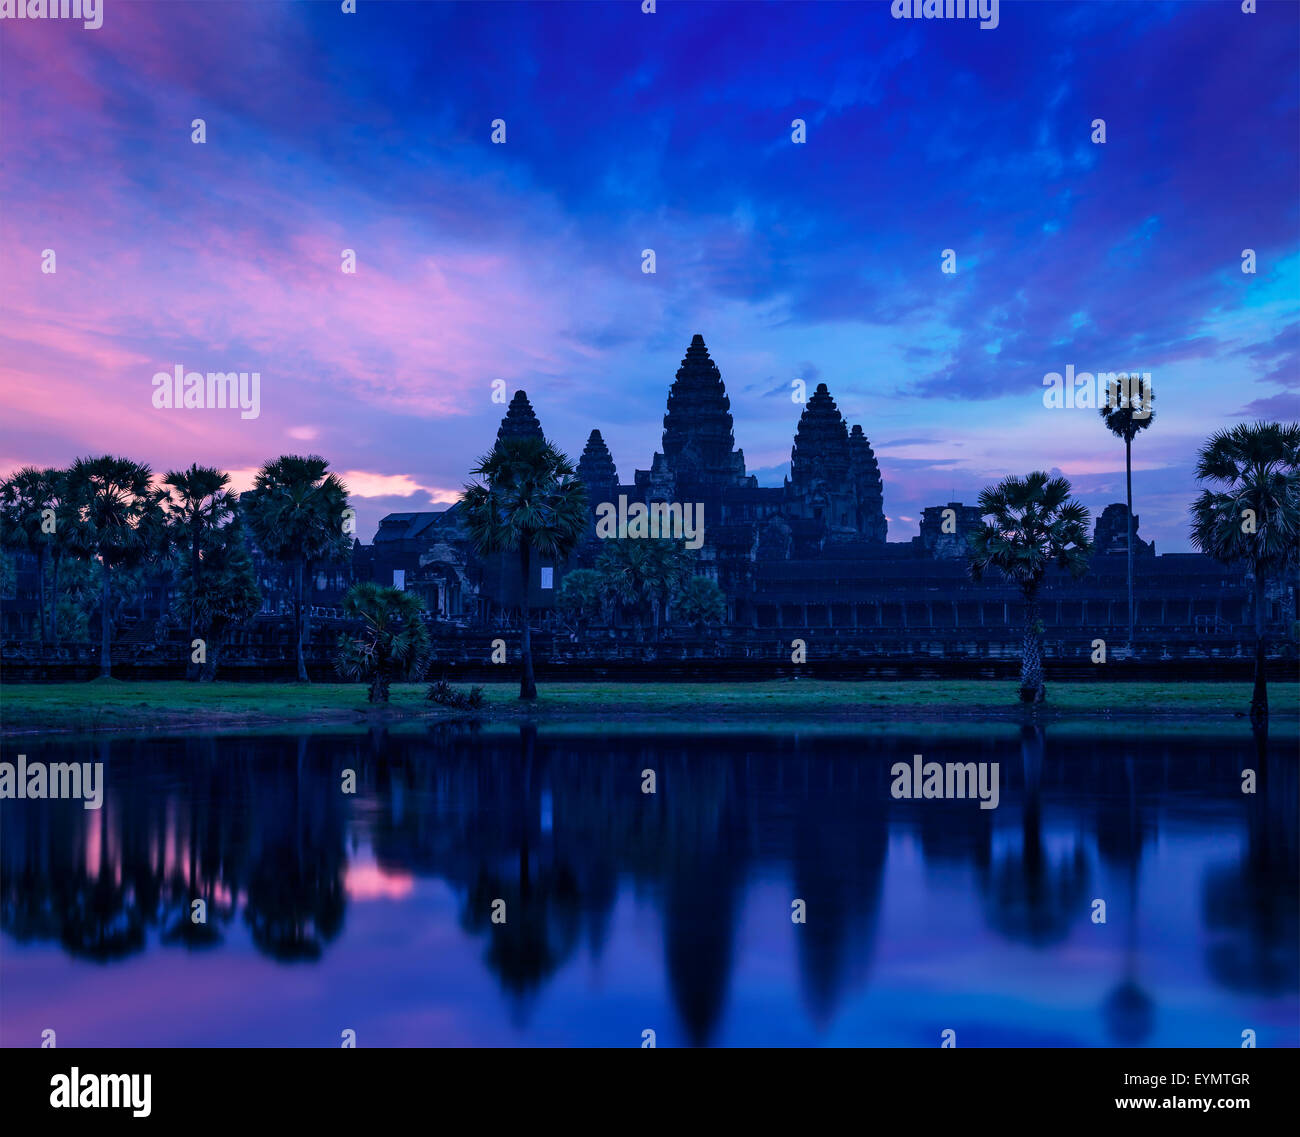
(1, 0), (1297, 552)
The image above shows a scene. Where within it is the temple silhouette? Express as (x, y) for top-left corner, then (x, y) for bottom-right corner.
(357, 334), (1294, 645)
(3, 335), (1293, 665)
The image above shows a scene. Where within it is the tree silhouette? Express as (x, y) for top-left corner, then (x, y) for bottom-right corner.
(161, 464), (236, 679)
(335, 582), (431, 702)
(1098, 376), (1156, 647)
(461, 437), (588, 699)
(243, 455), (350, 682)
(64, 456), (166, 677)
(1189, 421), (1300, 728)
(969, 472), (1091, 703)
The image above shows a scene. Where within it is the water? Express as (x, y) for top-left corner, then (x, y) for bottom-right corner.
(2, 722), (1296, 1048)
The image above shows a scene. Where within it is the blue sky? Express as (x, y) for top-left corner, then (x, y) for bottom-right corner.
(1, 0), (1296, 549)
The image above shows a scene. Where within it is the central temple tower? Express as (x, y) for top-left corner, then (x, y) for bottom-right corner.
(654, 335), (751, 490)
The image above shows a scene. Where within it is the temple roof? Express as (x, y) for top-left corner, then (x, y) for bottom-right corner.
(659, 335), (747, 486)
(790, 383), (850, 484)
(496, 390), (543, 444)
(373, 507), (461, 543)
(577, 429), (619, 488)
(848, 425), (883, 491)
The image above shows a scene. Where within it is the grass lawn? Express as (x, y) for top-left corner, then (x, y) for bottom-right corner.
(1, 677), (1292, 735)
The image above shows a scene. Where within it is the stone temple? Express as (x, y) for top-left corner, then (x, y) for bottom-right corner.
(571, 334), (893, 600)
(3, 334), (1291, 664)
(353, 334), (1294, 640)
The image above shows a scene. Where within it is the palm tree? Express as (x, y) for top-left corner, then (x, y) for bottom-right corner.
(1189, 421), (1300, 729)
(556, 568), (605, 636)
(335, 582), (431, 703)
(461, 436), (588, 700)
(595, 536), (655, 639)
(0, 466), (60, 644)
(641, 539), (695, 637)
(969, 472), (1092, 704)
(64, 456), (166, 677)
(42, 468), (75, 647)
(243, 455), (349, 682)
(678, 575), (727, 635)
(1099, 375), (1156, 646)
(162, 464), (236, 678)
(174, 514), (261, 680)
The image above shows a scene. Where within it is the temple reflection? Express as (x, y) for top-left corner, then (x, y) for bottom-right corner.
(2, 724), (1295, 1045)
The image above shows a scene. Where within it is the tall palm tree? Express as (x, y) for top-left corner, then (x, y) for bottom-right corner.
(335, 582), (431, 703)
(162, 464), (236, 678)
(1099, 376), (1156, 646)
(594, 537), (693, 639)
(461, 436), (588, 700)
(595, 536), (655, 639)
(556, 568), (606, 636)
(641, 539), (695, 637)
(1189, 421), (1300, 729)
(243, 455), (349, 682)
(174, 514), (262, 681)
(42, 468), (75, 647)
(0, 466), (60, 644)
(678, 575), (727, 635)
(969, 471), (1092, 704)
(64, 456), (166, 677)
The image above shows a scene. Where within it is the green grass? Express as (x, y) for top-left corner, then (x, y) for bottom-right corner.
(2, 677), (1293, 736)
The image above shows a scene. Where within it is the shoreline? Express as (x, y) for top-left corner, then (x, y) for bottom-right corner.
(2, 679), (1296, 738)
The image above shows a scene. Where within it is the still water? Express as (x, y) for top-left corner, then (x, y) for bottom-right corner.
(2, 722), (1296, 1048)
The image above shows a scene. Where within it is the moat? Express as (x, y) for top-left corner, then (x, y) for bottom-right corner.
(2, 723), (1295, 1048)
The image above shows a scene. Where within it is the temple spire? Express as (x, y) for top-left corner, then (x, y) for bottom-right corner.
(577, 429), (619, 491)
(790, 383), (851, 486)
(657, 334), (747, 487)
(496, 390), (543, 445)
(848, 424), (887, 544)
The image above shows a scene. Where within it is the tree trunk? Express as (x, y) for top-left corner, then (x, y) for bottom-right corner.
(50, 555), (61, 646)
(99, 559), (112, 678)
(36, 546), (48, 647)
(519, 544), (537, 700)
(369, 644), (391, 704)
(303, 562), (314, 645)
(1125, 435), (1135, 648)
(1019, 593), (1045, 703)
(201, 641), (220, 681)
(294, 559), (309, 682)
(188, 523), (200, 681)
(1250, 568), (1268, 730)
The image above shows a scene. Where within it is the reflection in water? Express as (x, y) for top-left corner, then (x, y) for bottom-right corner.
(1097, 753), (1154, 1045)
(1, 723), (1296, 1047)
(1202, 731), (1299, 999)
(980, 726), (1090, 949)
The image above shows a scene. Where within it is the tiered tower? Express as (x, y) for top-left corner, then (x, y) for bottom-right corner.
(848, 424), (888, 545)
(655, 335), (749, 490)
(496, 390), (544, 444)
(786, 383), (857, 538)
(577, 429), (619, 497)
(1094, 503), (1153, 557)
(575, 430), (620, 561)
